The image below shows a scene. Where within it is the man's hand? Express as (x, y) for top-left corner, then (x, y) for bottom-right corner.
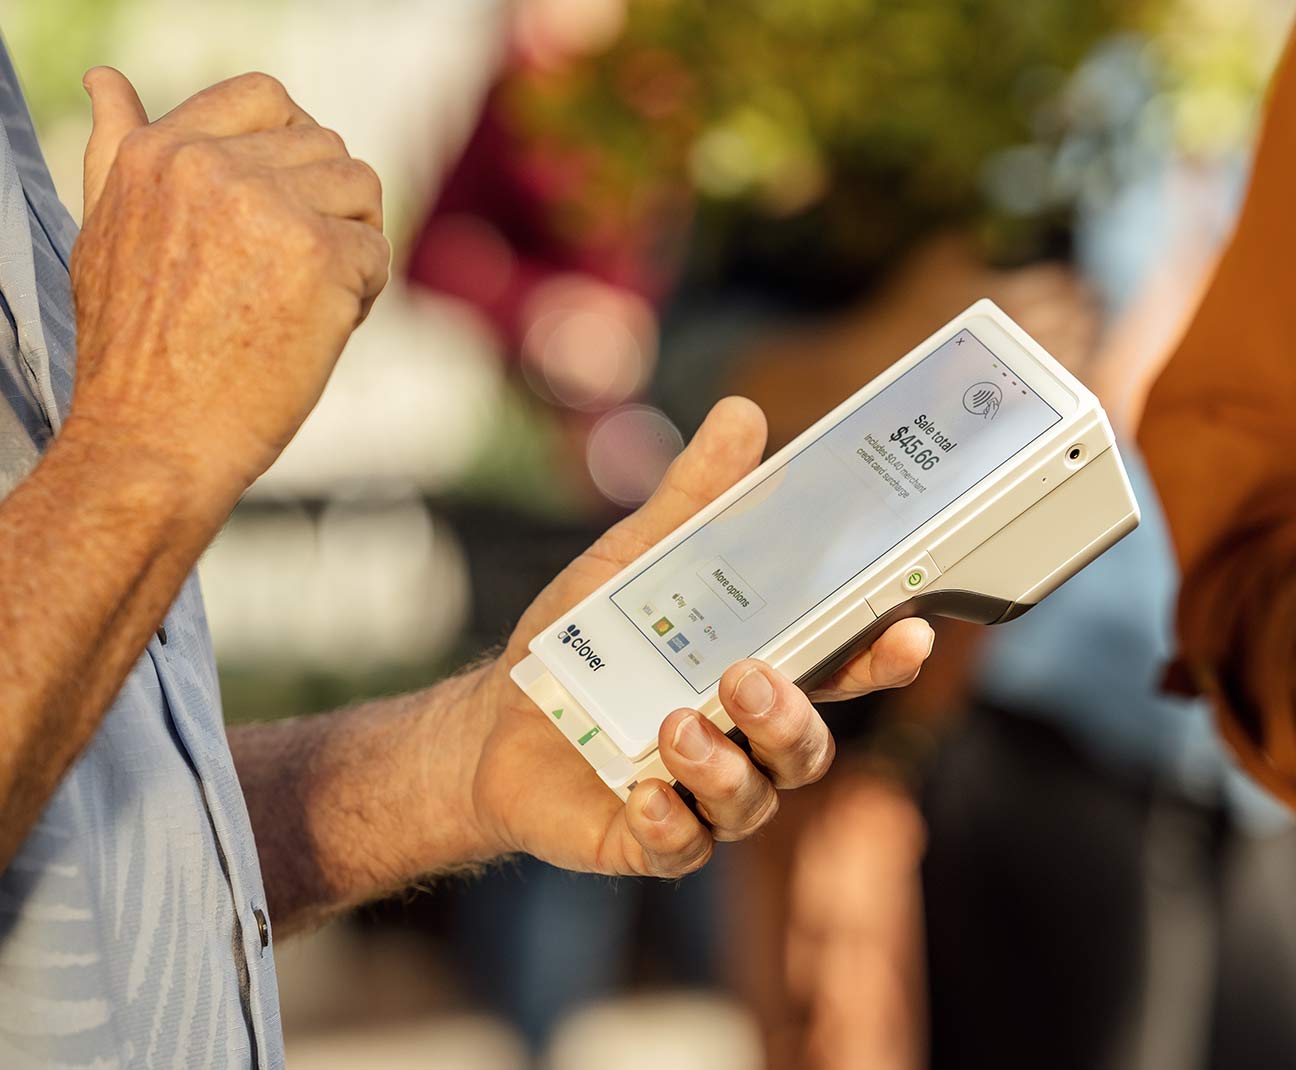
(69, 67), (388, 504)
(468, 397), (935, 878)
(0, 68), (386, 874)
(228, 399), (932, 931)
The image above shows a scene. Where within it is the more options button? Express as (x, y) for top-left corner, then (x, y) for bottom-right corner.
(696, 556), (767, 622)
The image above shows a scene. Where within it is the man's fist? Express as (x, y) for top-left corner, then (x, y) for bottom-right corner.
(68, 68), (388, 506)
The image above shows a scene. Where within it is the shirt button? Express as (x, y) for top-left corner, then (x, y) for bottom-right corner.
(156, 625), (168, 646)
(254, 907), (269, 949)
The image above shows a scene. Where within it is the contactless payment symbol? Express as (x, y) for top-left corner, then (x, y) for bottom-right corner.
(653, 617), (674, 636)
(963, 381), (1002, 420)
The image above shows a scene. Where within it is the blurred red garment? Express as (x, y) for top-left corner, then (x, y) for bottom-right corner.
(406, 80), (675, 354)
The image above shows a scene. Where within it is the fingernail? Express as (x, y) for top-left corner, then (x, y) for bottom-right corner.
(925, 626), (936, 659)
(643, 787), (671, 822)
(735, 667), (775, 716)
(673, 713), (714, 763)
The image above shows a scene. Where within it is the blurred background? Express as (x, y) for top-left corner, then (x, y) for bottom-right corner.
(10, 0), (1296, 1066)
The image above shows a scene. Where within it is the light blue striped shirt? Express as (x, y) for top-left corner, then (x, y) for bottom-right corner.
(0, 42), (285, 1068)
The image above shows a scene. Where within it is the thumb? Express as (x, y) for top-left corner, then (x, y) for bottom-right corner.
(82, 66), (149, 221)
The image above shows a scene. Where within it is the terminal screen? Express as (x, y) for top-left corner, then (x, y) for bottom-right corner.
(610, 329), (1062, 692)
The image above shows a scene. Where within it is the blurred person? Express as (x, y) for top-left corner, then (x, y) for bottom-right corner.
(769, 285), (1296, 1070)
(711, 230), (1105, 1069)
(0, 45), (937, 1070)
(718, 21), (1296, 1070)
(784, 770), (929, 1070)
(403, 6), (1290, 1067)
(1139, 31), (1296, 814)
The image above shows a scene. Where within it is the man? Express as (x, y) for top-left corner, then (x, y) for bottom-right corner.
(0, 47), (933, 1068)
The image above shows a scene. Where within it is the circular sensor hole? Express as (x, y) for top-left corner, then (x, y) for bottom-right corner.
(1066, 444), (1085, 466)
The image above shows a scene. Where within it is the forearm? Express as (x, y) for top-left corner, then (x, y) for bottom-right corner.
(0, 414), (231, 871)
(229, 662), (500, 937)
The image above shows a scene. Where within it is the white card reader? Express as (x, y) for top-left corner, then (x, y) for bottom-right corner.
(511, 300), (1140, 800)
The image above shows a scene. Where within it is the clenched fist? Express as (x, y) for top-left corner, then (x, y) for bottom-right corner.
(67, 68), (388, 506)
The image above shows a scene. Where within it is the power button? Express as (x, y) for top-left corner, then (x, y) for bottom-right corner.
(865, 551), (942, 617)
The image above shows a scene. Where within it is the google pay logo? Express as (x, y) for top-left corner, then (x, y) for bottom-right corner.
(557, 624), (607, 672)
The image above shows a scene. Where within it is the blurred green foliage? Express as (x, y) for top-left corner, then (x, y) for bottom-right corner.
(7, 0), (1288, 724)
(3, 0), (131, 128)
(1155, 0), (1294, 155)
(506, 0), (1168, 296)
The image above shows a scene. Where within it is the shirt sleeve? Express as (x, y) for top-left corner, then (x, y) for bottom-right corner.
(1138, 33), (1296, 806)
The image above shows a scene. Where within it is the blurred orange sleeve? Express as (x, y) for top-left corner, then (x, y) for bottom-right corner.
(1138, 32), (1296, 807)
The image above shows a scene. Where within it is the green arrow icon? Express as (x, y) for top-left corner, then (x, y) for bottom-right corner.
(551, 708), (563, 720)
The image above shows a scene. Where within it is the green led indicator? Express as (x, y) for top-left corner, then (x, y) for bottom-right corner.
(907, 570), (923, 588)
(577, 726), (601, 746)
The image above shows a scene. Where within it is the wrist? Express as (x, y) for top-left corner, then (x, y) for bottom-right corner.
(57, 408), (246, 534)
(415, 658), (516, 867)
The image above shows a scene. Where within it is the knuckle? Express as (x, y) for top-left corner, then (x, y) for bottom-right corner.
(168, 139), (226, 187)
(877, 661), (919, 690)
(694, 772), (736, 813)
(794, 730), (832, 777)
(785, 733), (836, 789)
(654, 837), (713, 879)
(829, 659), (867, 694)
(711, 788), (780, 843)
(762, 701), (813, 753)
(721, 753), (762, 802)
(237, 70), (287, 100)
(227, 183), (275, 229)
(284, 216), (329, 261)
(760, 722), (831, 788)
(354, 159), (382, 200)
(116, 127), (166, 173)
(317, 126), (347, 154)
